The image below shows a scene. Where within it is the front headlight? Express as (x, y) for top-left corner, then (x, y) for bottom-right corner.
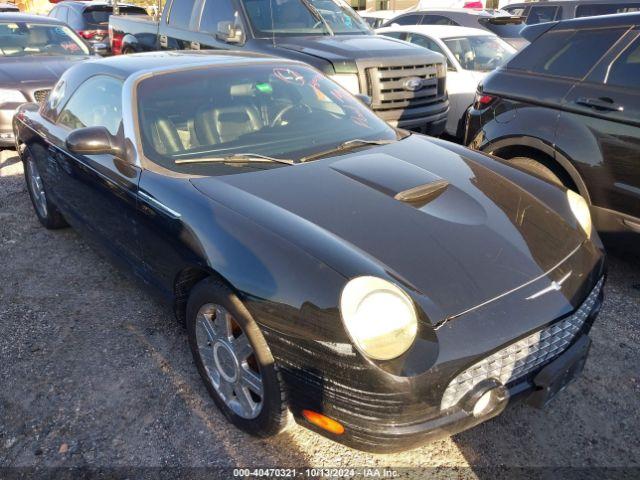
(0, 89), (27, 106)
(329, 73), (360, 95)
(340, 276), (418, 361)
(567, 190), (592, 238)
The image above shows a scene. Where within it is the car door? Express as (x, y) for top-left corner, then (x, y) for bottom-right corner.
(160, 0), (198, 50)
(559, 29), (640, 227)
(47, 75), (144, 271)
(188, 0), (243, 51)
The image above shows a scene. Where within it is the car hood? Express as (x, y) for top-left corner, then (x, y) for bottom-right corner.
(275, 35), (442, 69)
(191, 135), (584, 323)
(0, 56), (89, 87)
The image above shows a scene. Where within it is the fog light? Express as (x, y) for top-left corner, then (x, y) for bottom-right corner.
(459, 379), (507, 418)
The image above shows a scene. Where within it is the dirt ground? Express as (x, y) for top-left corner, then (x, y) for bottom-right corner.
(1, 149), (639, 475)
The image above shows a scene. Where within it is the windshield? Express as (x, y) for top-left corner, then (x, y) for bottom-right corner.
(83, 6), (148, 29)
(242, 0), (370, 37)
(443, 35), (515, 71)
(0, 22), (90, 57)
(137, 64), (399, 174)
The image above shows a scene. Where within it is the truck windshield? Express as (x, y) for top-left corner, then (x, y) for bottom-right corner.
(0, 22), (90, 57)
(136, 64), (399, 174)
(242, 0), (370, 37)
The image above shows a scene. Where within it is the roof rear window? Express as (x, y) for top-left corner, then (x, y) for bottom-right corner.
(478, 16), (524, 37)
(576, 3), (640, 17)
(83, 6), (148, 27)
(507, 27), (625, 79)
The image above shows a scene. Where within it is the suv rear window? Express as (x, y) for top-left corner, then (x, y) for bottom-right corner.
(576, 3), (640, 17)
(84, 6), (148, 28)
(508, 27), (625, 78)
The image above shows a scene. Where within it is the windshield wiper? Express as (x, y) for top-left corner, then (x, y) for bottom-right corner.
(300, 0), (334, 35)
(299, 139), (395, 163)
(174, 153), (296, 166)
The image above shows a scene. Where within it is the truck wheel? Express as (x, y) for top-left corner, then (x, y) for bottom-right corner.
(186, 278), (289, 437)
(509, 157), (564, 188)
(23, 147), (68, 229)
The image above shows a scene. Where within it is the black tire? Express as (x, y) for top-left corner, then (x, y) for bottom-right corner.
(23, 146), (68, 230)
(186, 277), (289, 437)
(509, 156), (564, 187)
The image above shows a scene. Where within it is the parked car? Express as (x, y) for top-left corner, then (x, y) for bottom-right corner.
(14, 51), (605, 452)
(49, 1), (148, 55)
(108, 0), (450, 135)
(383, 8), (528, 49)
(503, 0), (640, 25)
(0, 3), (19, 12)
(466, 13), (640, 241)
(378, 25), (516, 138)
(0, 13), (92, 147)
(359, 9), (403, 28)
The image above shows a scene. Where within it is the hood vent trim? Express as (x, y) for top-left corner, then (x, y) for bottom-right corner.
(394, 180), (449, 204)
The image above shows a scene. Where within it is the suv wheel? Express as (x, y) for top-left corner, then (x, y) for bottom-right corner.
(23, 147), (68, 229)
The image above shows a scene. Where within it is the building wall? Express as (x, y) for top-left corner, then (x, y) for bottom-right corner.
(15, 0), (52, 14)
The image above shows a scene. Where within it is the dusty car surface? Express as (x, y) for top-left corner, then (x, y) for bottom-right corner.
(14, 51), (605, 452)
(0, 13), (92, 146)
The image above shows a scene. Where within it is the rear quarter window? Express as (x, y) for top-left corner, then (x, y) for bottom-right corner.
(507, 27), (626, 79)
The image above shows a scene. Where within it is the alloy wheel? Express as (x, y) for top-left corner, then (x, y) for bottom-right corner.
(195, 303), (264, 419)
(26, 156), (47, 218)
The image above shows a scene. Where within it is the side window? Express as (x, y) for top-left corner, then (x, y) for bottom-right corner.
(576, 3), (640, 17)
(406, 34), (451, 68)
(381, 31), (406, 40)
(58, 76), (123, 136)
(168, 0), (197, 29)
(422, 15), (458, 26)
(607, 37), (640, 89)
(526, 6), (559, 25)
(199, 0), (237, 34)
(504, 6), (525, 16)
(508, 28), (626, 79)
(391, 14), (422, 26)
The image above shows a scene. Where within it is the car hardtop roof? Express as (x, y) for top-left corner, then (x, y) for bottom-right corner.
(378, 24), (496, 39)
(360, 10), (405, 18)
(403, 8), (511, 16)
(521, 11), (640, 41)
(0, 13), (65, 24)
(76, 50), (304, 80)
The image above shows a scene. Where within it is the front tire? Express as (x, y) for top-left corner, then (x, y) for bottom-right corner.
(23, 147), (67, 229)
(186, 278), (289, 437)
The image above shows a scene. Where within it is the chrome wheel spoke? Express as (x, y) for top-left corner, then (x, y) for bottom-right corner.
(215, 307), (233, 341)
(240, 367), (263, 396)
(235, 385), (258, 416)
(233, 334), (253, 361)
(217, 377), (234, 400)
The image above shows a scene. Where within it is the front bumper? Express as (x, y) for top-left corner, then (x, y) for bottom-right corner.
(379, 100), (449, 135)
(279, 272), (604, 453)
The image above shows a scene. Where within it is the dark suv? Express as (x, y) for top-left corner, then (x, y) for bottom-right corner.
(466, 13), (640, 240)
(48, 1), (147, 53)
(503, 0), (640, 25)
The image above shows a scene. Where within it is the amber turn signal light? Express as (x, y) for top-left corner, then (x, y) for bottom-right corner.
(302, 410), (345, 435)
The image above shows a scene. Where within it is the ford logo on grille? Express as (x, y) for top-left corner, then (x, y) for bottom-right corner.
(403, 77), (424, 92)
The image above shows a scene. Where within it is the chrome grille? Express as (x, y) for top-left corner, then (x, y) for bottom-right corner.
(33, 89), (51, 105)
(441, 277), (604, 410)
(366, 63), (439, 111)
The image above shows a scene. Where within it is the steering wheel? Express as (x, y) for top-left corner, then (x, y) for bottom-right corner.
(271, 103), (312, 127)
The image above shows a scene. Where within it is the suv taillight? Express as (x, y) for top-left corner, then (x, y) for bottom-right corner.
(463, 1), (484, 8)
(474, 93), (496, 110)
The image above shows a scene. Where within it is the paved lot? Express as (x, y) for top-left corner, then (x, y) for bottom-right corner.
(1, 149), (639, 473)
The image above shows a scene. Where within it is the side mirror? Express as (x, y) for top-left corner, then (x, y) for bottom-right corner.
(92, 43), (109, 56)
(355, 93), (372, 107)
(66, 126), (121, 156)
(216, 20), (244, 44)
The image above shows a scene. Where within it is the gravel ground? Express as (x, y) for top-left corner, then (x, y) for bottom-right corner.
(1, 149), (639, 474)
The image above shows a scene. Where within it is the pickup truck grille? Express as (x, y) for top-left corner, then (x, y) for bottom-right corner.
(366, 63), (440, 111)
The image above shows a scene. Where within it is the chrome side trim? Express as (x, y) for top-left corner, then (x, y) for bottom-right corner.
(138, 191), (181, 219)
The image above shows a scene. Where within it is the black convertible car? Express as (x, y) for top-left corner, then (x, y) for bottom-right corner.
(13, 52), (605, 452)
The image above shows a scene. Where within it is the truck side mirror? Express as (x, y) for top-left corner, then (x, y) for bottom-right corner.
(216, 21), (245, 44)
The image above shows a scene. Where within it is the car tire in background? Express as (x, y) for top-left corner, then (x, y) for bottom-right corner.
(508, 156), (565, 188)
(186, 277), (289, 437)
(23, 146), (68, 230)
